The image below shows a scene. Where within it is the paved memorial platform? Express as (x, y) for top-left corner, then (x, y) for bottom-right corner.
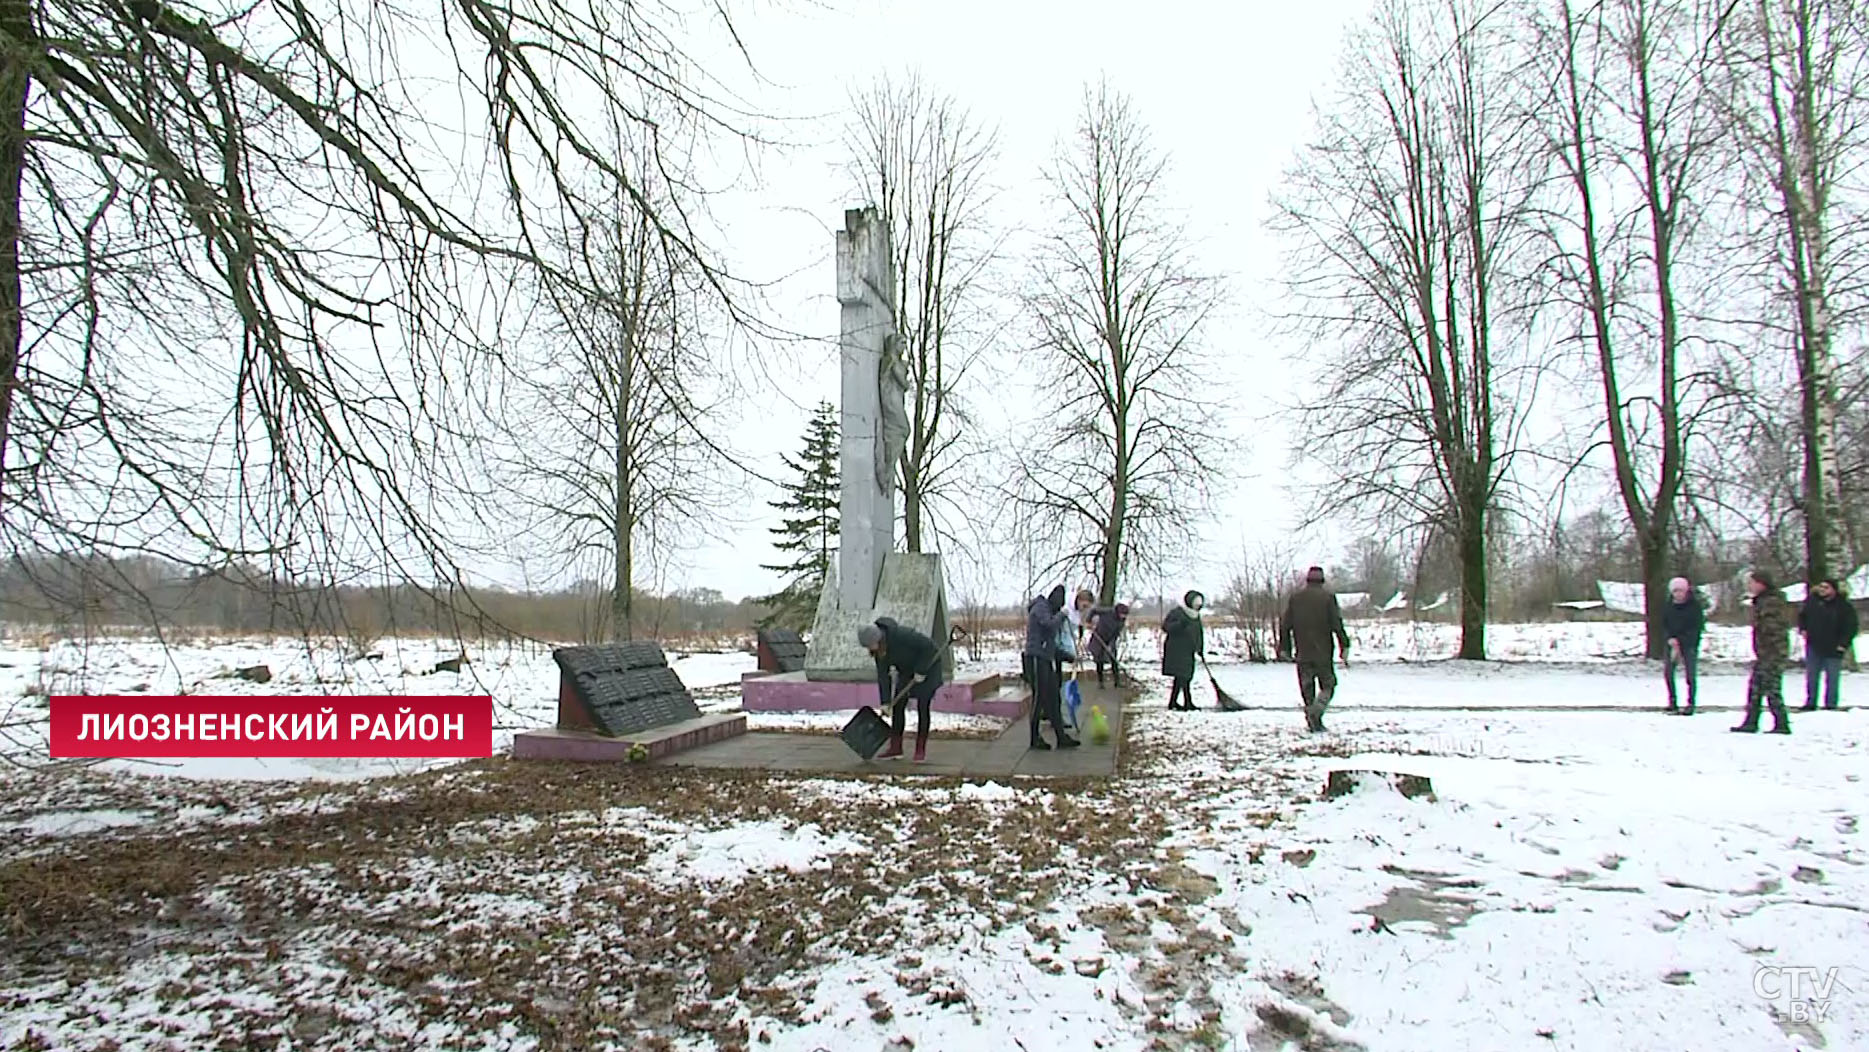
(667, 680), (1128, 779)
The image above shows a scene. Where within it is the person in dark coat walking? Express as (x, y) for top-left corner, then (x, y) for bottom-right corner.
(1735, 569), (1793, 735)
(1279, 566), (1351, 732)
(1023, 585), (1079, 750)
(1797, 577), (1859, 711)
(1662, 576), (1706, 715)
(1087, 602), (1130, 687)
(1161, 590), (1207, 711)
(859, 617), (947, 763)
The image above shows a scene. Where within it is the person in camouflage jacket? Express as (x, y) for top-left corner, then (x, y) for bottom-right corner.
(1735, 569), (1793, 735)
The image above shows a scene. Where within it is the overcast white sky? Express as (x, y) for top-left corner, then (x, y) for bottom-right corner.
(524, 0), (1378, 603)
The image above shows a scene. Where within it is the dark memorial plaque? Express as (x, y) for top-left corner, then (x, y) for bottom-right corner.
(553, 644), (702, 738)
(756, 628), (808, 674)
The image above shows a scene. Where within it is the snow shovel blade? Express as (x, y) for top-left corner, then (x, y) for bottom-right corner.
(840, 705), (892, 760)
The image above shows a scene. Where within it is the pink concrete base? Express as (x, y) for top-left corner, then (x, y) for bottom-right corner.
(742, 672), (1025, 717)
(513, 713), (746, 762)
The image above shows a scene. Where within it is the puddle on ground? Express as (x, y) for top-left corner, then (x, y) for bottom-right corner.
(1369, 866), (1482, 939)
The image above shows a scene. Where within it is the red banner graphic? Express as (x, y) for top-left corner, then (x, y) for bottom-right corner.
(48, 695), (495, 759)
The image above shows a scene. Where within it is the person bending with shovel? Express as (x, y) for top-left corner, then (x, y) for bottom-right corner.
(859, 617), (947, 763)
(1279, 566), (1351, 733)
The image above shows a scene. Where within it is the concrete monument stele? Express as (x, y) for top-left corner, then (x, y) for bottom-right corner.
(797, 206), (952, 682)
(740, 206), (1020, 715)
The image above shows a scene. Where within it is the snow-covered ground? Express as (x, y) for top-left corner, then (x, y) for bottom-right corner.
(1, 623), (1864, 1050)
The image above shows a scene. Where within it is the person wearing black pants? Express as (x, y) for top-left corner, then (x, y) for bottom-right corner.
(1087, 602), (1131, 687)
(1161, 590), (1207, 711)
(1022, 585), (1079, 750)
(859, 617), (946, 763)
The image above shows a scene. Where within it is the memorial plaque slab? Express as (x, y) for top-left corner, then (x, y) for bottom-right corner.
(552, 644), (701, 738)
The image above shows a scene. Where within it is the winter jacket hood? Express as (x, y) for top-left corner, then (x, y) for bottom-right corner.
(1161, 604), (1205, 680)
(1024, 594), (1065, 657)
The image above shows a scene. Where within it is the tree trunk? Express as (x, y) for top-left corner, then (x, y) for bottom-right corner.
(1640, 531), (1669, 659)
(611, 315), (636, 643)
(1099, 410), (1130, 607)
(902, 458), (923, 553)
(1456, 497), (1487, 661)
(0, 0), (28, 497)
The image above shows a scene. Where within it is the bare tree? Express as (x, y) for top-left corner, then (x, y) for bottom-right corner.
(1272, 0), (1538, 660)
(1718, 0), (1869, 585)
(496, 132), (737, 642)
(0, 0), (767, 641)
(1529, 0), (1725, 657)
(1014, 81), (1227, 607)
(846, 73), (1001, 554)
(1222, 541), (1299, 663)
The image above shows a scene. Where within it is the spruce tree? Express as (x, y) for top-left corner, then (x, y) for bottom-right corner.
(756, 403), (840, 629)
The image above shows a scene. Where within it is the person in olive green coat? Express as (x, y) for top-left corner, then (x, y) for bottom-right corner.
(1279, 566), (1351, 732)
(1734, 569), (1793, 735)
(1161, 590), (1207, 711)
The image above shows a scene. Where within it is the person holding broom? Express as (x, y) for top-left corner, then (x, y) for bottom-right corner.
(1161, 590), (1207, 711)
(1023, 585), (1080, 750)
(1279, 566), (1351, 733)
(1087, 601), (1130, 687)
(858, 616), (946, 763)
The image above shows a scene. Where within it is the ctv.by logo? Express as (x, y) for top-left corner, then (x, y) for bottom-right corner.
(1753, 965), (1843, 1023)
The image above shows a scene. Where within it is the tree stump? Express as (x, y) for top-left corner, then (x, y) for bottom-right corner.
(1324, 769), (1434, 800)
(232, 664), (272, 684)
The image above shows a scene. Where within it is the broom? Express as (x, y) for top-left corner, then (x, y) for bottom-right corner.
(1200, 652), (1247, 712)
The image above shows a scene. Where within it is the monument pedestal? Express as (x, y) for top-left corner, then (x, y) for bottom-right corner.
(742, 670), (1027, 718)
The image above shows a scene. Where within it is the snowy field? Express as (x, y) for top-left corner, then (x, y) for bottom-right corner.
(0, 621), (1864, 1051)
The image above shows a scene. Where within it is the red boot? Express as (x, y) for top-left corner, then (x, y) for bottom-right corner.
(877, 735), (904, 760)
(912, 733), (928, 764)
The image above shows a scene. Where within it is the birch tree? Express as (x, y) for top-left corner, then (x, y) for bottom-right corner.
(846, 74), (1000, 553)
(1273, 0), (1537, 660)
(1015, 82), (1226, 606)
(1719, 0), (1869, 584)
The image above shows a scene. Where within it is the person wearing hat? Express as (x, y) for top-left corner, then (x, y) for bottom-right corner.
(1279, 566), (1351, 732)
(1023, 585), (1079, 750)
(858, 616), (946, 762)
(1086, 601), (1131, 687)
(1734, 569), (1792, 734)
(1161, 589), (1208, 711)
(1797, 577), (1858, 711)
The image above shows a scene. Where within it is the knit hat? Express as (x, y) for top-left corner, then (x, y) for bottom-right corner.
(856, 624), (883, 648)
(1668, 576), (1690, 592)
(1306, 566), (1325, 583)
